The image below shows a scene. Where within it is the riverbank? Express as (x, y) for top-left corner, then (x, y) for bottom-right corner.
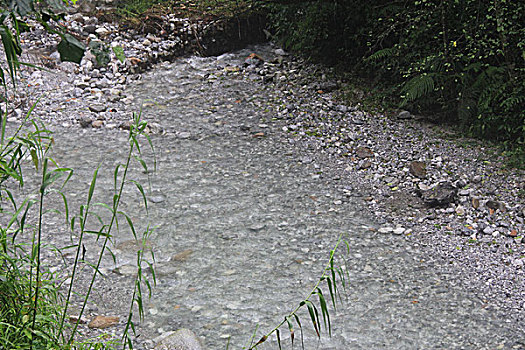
(3, 2), (524, 348)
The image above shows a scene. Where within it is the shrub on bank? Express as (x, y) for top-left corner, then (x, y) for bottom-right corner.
(265, 0), (524, 166)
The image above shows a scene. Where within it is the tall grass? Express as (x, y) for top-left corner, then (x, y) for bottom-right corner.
(0, 106), (156, 349)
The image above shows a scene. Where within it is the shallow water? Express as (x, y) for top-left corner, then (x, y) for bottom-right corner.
(8, 45), (524, 349)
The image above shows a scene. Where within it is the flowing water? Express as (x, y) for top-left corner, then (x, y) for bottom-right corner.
(10, 45), (524, 349)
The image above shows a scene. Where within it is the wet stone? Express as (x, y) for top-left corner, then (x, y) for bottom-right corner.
(154, 329), (204, 350)
(356, 146), (373, 158)
(88, 315), (120, 329)
(397, 110), (411, 119)
(149, 194), (166, 203)
(409, 161), (427, 178)
(486, 200), (503, 212)
(92, 120), (104, 128)
(89, 104), (107, 113)
(172, 249), (193, 262)
(78, 115), (92, 128)
(420, 182), (457, 208)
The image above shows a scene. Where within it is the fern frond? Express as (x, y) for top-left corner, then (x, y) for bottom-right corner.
(401, 73), (435, 104)
(501, 94), (524, 110)
(365, 47), (396, 62)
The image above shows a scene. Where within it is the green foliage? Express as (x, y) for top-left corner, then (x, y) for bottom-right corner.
(112, 45), (126, 63)
(245, 235), (349, 349)
(88, 40), (110, 67)
(267, 0), (525, 165)
(0, 102), (155, 349)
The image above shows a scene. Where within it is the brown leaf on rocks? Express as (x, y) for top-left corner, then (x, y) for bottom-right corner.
(246, 53), (263, 61)
(224, 66), (240, 73)
(88, 315), (119, 329)
(510, 229), (518, 237)
(252, 132), (265, 138)
(471, 197), (480, 209)
(129, 57), (142, 65)
(356, 146), (373, 158)
(409, 161), (427, 178)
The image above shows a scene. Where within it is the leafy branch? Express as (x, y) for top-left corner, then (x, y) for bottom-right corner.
(247, 234), (350, 349)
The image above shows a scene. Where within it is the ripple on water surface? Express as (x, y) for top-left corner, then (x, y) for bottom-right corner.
(26, 45), (524, 349)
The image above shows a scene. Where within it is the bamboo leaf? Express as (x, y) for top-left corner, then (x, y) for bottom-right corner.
(330, 254), (337, 298)
(344, 239), (350, 254)
(305, 301), (320, 338)
(327, 277), (336, 310)
(337, 266), (347, 294)
(130, 180), (147, 211)
(134, 155), (148, 173)
(118, 211), (137, 240)
(286, 316), (294, 346)
(293, 314), (305, 349)
(30, 148), (38, 169)
(57, 191), (69, 224)
(114, 164), (121, 193)
(316, 288), (331, 336)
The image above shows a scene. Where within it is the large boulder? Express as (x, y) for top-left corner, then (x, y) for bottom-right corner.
(154, 329), (205, 350)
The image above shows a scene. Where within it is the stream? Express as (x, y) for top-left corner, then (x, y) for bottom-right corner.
(8, 44), (524, 349)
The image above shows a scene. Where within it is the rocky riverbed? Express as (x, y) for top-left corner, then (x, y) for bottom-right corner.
(2, 3), (524, 349)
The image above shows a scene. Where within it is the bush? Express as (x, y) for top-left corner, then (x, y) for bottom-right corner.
(266, 0), (524, 164)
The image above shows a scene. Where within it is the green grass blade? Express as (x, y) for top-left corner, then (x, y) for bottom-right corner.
(130, 180), (147, 211)
(118, 211), (137, 240)
(316, 288), (331, 336)
(327, 277), (336, 310)
(285, 316), (294, 346)
(305, 301), (319, 338)
(293, 314), (304, 349)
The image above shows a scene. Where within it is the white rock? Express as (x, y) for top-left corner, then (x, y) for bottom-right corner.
(95, 27), (110, 36)
(418, 183), (432, 191)
(393, 227), (405, 235)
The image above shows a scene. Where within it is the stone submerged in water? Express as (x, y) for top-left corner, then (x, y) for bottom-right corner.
(88, 315), (119, 329)
(154, 329), (204, 350)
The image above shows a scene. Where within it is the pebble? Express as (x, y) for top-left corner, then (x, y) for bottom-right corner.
(378, 227), (393, 234)
(393, 227), (405, 235)
(92, 120), (104, 128)
(95, 27), (110, 36)
(89, 104), (107, 113)
(88, 315), (120, 329)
